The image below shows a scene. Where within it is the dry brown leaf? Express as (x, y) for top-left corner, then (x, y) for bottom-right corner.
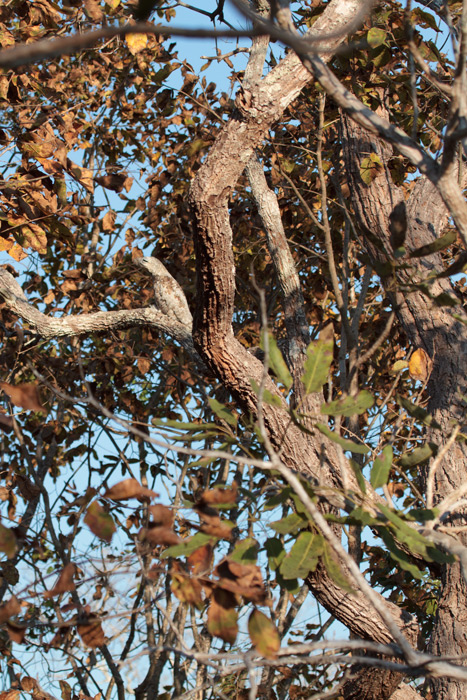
(248, 609), (280, 659)
(207, 587), (238, 644)
(0, 689), (20, 700)
(20, 678), (36, 692)
(137, 357), (151, 374)
(409, 348), (432, 382)
(95, 173), (128, 193)
(77, 615), (105, 648)
(0, 382), (44, 412)
(187, 544), (213, 575)
(6, 620), (27, 644)
(104, 478), (158, 501)
(214, 559), (266, 603)
(387, 482), (406, 498)
(199, 514), (234, 540)
(15, 475), (40, 501)
(171, 562), (203, 606)
(197, 483), (238, 507)
(148, 504), (174, 527)
(21, 223), (47, 254)
(141, 525), (181, 546)
(84, 501), (116, 543)
(8, 243), (28, 261)
(43, 563), (76, 599)
(0, 524), (17, 558)
(102, 210), (116, 232)
(0, 595), (21, 623)
(84, 0), (103, 20)
(67, 159), (94, 194)
(0, 414), (13, 432)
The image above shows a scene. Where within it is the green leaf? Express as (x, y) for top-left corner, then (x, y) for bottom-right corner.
(378, 529), (424, 579)
(433, 292), (459, 307)
(399, 442), (437, 468)
(367, 27), (387, 47)
(321, 541), (354, 593)
(265, 537), (285, 571)
(371, 445), (393, 489)
(348, 507), (376, 527)
(396, 395), (440, 429)
(371, 46), (392, 69)
(359, 153), (383, 184)
(302, 325), (334, 395)
(275, 570), (300, 593)
(230, 538), (259, 564)
(260, 333), (293, 391)
(269, 512), (309, 534)
(321, 390), (374, 417)
(250, 379), (283, 407)
(316, 423), (370, 454)
(264, 487), (292, 510)
(161, 532), (216, 558)
(279, 532), (324, 580)
(407, 508), (439, 523)
(348, 459), (367, 494)
(208, 398), (237, 427)
(412, 7), (440, 31)
(377, 504), (451, 563)
(409, 229), (456, 258)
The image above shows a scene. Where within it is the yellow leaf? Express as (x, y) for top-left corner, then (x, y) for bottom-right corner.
(409, 348), (432, 382)
(126, 33), (148, 55)
(248, 609), (280, 658)
(0, 237), (14, 253)
(22, 223), (47, 254)
(390, 360), (409, 374)
(8, 243), (28, 262)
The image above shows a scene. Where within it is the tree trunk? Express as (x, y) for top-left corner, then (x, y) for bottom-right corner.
(341, 111), (467, 700)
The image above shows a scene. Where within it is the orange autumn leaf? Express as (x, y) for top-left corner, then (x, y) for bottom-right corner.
(0, 382), (44, 412)
(409, 348), (432, 382)
(0, 690), (20, 700)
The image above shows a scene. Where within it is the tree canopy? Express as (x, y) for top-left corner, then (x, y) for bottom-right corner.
(0, 1), (466, 700)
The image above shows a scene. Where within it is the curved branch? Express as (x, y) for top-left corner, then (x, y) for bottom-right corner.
(0, 268), (198, 359)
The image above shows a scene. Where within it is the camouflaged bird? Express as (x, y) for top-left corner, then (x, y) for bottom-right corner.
(138, 256), (192, 327)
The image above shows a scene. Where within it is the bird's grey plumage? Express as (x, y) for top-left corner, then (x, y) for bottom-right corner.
(0, 269), (28, 304)
(138, 256), (192, 327)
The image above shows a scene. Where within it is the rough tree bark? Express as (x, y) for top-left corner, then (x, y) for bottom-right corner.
(340, 112), (467, 700)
